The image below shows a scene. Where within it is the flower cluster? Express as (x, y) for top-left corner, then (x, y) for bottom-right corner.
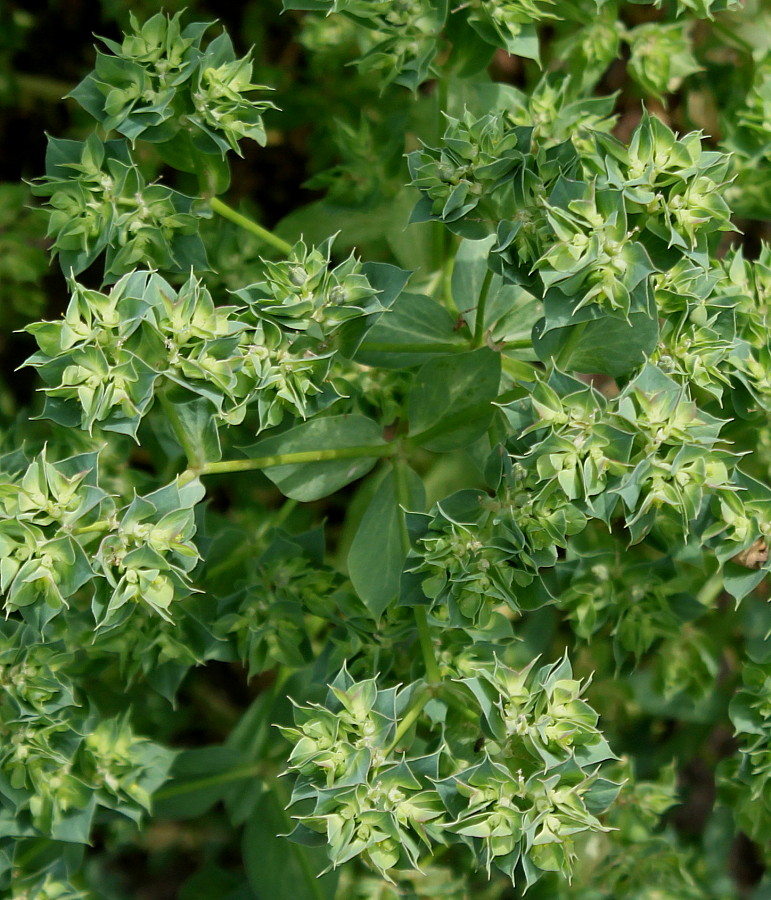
(283, 657), (615, 886)
(233, 237), (383, 340)
(546, 759), (728, 899)
(504, 76), (617, 147)
(512, 365), (740, 545)
(410, 110), (732, 329)
(287, 0), (447, 90)
(285, 0), (737, 91)
(625, 21), (700, 100)
(68, 11), (275, 154)
(407, 113), (533, 241)
(408, 484), (585, 628)
(7, 871), (93, 900)
(722, 660), (771, 844)
(31, 134), (206, 279)
(556, 538), (720, 701)
(0, 447), (202, 629)
(25, 244), (385, 436)
(0, 619), (173, 841)
(7, 2), (771, 895)
(465, 0), (560, 63)
(214, 555), (340, 677)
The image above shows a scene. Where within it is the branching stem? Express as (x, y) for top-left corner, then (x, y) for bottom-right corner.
(386, 689), (431, 755)
(210, 197), (293, 255)
(154, 762), (265, 801)
(393, 458), (441, 686)
(472, 268), (494, 348)
(158, 389), (202, 469)
(414, 606), (441, 684)
(179, 443), (397, 486)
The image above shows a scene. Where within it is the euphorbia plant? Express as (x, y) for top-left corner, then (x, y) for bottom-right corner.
(1, 1), (771, 897)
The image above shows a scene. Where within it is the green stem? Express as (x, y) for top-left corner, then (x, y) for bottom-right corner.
(435, 73), (448, 142)
(179, 443), (397, 486)
(503, 338), (536, 351)
(210, 197), (293, 255)
(392, 457), (412, 558)
(158, 389), (201, 469)
(393, 459), (441, 685)
(386, 689), (431, 755)
(472, 268), (494, 348)
(697, 569), (725, 607)
(414, 606), (441, 684)
(442, 253), (457, 314)
(154, 762), (266, 801)
(17, 73), (73, 104)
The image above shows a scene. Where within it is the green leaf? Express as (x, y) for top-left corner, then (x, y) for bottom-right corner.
(243, 789), (338, 900)
(452, 236), (540, 346)
(337, 262), (412, 359)
(532, 310), (659, 376)
(348, 468), (425, 618)
(162, 392), (223, 467)
(723, 561), (767, 602)
(408, 348), (501, 451)
(50, 796), (97, 844)
(452, 236), (495, 325)
(244, 415), (388, 501)
(355, 291), (466, 368)
(153, 746), (246, 820)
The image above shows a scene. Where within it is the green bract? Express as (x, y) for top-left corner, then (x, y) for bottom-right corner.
(282, 656), (615, 885)
(1, 1), (770, 897)
(69, 12), (275, 152)
(30, 134), (208, 279)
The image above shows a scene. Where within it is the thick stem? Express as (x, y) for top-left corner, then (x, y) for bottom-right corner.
(386, 688), (431, 755)
(472, 267), (494, 348)
(210, 197), (293, 255)
(179, 443), (397, 486)
(442, 253), (458, 314)
(393, 459), (441, 685)
(697, 569), (725, 607)
(153, 762), (266, 802)
(414, 606), (441, 685)
(158, 389), (202, 469)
